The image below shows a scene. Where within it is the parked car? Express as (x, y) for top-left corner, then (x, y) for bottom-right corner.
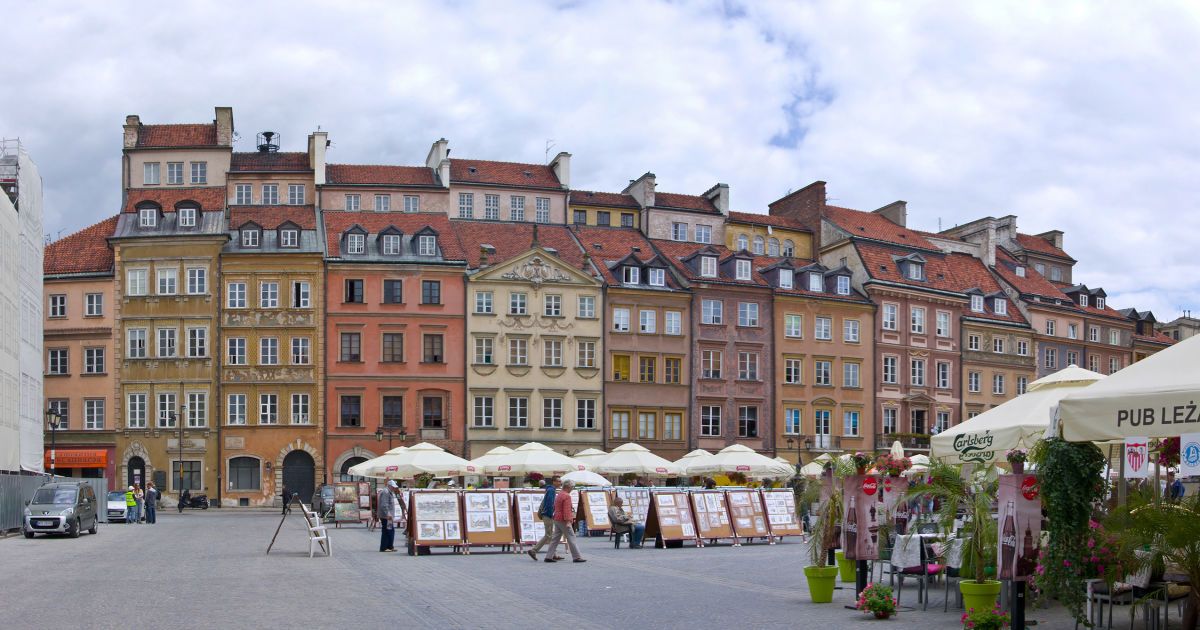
(23, 482), (98, 538)
(106, 490), (129, 523)
(313, 484), (335, 516)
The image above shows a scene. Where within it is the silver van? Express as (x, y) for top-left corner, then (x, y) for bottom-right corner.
(23, 482), (99, 538)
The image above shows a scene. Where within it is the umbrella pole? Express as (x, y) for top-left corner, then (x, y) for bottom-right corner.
(1117, 444), (1127, 507)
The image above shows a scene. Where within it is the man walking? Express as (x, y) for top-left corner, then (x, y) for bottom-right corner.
(144, 482), (158, 524)
(281, 486), (292, 515)
(378, 480), (398, 552)
(545, 480), (585, 563)
(527, 476), (563, 561)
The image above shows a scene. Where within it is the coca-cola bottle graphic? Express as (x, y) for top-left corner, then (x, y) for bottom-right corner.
(1018, 520), (1037, 578)
(868, 503), (878, 546)
(845, 495), (858, 559)
(1000, 501), (1017, 581)
(894, 499), (909, 535)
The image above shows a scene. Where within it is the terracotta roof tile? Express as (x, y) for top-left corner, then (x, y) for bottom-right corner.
(324, 212), (467, 261)
(122, 187), (226, 213)
(136, 123), (218, 148)
(824, 205), (937, 249)
(44, 215), (118, 275)
(854, 241), (962, 293)
(452, 220), (585, 270)
(727, 211), (812, 232)
(230, 205), (317, 230)
(1016, 233), (1074, 261)
(946, 252), (1027, 324)
(569, 190), (639, 208)
(450, 159), (561, 189)
(230, 152), (311, 172)
(653, 192), (719, 214)
(570, 226), (661, 284)
(756, 255), (874, 303)
(994, 248), (1068, 300)
(326, 164), (436, 186)
(1134, 331), (1176, 346)
(651, 240), (770, 287)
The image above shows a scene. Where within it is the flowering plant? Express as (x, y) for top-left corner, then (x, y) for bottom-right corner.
(875, 453), (912, 476)
(1006, 449), (1027, 464)
(855, 582), (897, 616)
(1153, 437), (1180, 467)
(851, 452), (875, 470)
(527, 472), (544, 484)
(961, 606), (1010, 630)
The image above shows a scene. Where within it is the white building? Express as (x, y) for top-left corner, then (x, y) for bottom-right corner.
(0, 139), (44, 472)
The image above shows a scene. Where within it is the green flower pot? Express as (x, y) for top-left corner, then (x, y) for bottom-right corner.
(835, 551), (856, 582)
(959, 580), (1002, 613)
(804, 565), (840, 603)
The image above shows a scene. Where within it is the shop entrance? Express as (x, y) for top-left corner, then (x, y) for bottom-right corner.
(282, 451), (315, 503)
(127, 456), (146, 488)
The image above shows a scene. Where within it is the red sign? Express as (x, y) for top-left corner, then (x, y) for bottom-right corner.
(43, 449), (107, 468)
(736, 465), (751, 472)
(1021, 476), (1039, 501)
(498, 465), (511, 472)
(883, 478), (893, 492)
(655, 467), (667, 473)
(385, 465), (398, 472)
(862, 477), (878, 496)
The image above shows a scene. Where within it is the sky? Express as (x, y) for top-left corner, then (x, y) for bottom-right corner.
(4, 1), (1199, 320)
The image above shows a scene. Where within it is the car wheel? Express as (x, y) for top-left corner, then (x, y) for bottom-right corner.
(88, 518), (98, 535)
(23, 530), (34, 539)
(70, 519), (81, 538)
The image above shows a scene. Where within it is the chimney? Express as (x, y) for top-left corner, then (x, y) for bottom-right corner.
(308, 131), (328, 186)
(478, 244), (493, 268)
(426, 138), (450, 188)
(703, 183), (730, 216)
(622, 172), (656, 209)
(214, 106), (234, 146)
(981, 219), (997, 268)
(123, 115), (141, 149)
(873, 200), (907, 227)
(768, 180), (826, 247)
(549, 151), (571, 189)
(1036, 229), (1065, 251)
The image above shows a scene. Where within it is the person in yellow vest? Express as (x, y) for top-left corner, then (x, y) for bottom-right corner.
(124, 486), (137, 524)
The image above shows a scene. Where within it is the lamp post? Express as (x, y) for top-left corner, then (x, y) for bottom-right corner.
(44, 408), (64, 477)
(176, 405), (188, 502)
(786, 437), (795, 460)
(375, 425), (408, 450)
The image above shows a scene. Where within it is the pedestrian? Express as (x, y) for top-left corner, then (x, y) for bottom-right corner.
(545, 480), (585, 563)
(134, 484), (145, 523)
(377, 480), (398, 552)
(1168, 471), (1185, 501)
(526, 476), (564, 561)
(281, 486), (292, 515)
(124, 486), (137, 524)
(144, 482), (158, 524)
(179, 488), (190, 513)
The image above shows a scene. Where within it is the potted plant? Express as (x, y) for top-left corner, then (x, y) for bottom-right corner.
(801, 460), (851, 602)
(856, 582), (897, 619)
(875, 453), (912, 477)
(728, 471), (749, 485)
(1005, 449), (1027, 475)
(851, 451), (874, 474)
(1105, 487), (1200, 621)
(961, 606), (1010, 630)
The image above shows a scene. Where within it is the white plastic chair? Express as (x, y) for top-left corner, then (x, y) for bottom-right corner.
(892, 534), (941, 610)
(308, 521), (331, 558)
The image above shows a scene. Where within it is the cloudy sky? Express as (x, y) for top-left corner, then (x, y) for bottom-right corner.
(5, 1), (1199, 319)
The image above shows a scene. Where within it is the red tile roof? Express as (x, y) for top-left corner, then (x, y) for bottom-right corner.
(136, 123), (218, 148)
(824, 205), (937, 249)
(1134, 331), (1176, 346)
(946, 253), (1027, 324)
(44, 215), (118, 275)
(994, 248), (1068, 300)
(122, 187), (226, 213)
(654, 192), (719, 214)
(569, 190), (639, 208)
(230, 205), (317, 230)
(452, 220), (586, 270)
(854, 241), (962, 293)
(231, 152), (310, 172)
(571, 226), (660, 284)
(326, 164), (436, 186)
(1016, 233), (1074, 261)
(727, 211), (812, 232)
(324, 212), (467, 261)
(450, 159), (562, 189)
(755, 256), (874, 304)
(651, 240), (770, 287)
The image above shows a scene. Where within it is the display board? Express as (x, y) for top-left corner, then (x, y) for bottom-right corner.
(463, 490), (514, 546)
(334, 482), (360, 524)
(690, 490), (733, 540)
(357, 481), (372, 522)
(725, 489), (769, 540)
(842, 475), (881, 561)
(615, 487), (651, 523)
(644, 490), (698, 545)
(997, 473), (1041, 582)
(410, 491), (464, 547)
(579, 490), (611, 530)
(514, 490), (547, 545)
(760, 489), (802, 536)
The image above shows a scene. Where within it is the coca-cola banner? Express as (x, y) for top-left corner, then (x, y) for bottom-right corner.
(996, 474), (1041, 582)
(841, 475), (881, 561)
(881, 475), (910, 536)
(1124, 436), (1150, 479)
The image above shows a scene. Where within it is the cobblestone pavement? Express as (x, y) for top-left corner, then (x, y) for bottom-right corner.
(0, 510), (1079, 629)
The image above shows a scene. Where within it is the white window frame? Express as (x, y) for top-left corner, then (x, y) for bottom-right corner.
(261, 184), (279, 205)
(648, 268), (665, 287)
(910, 307), (926, 334)
(882, 303), (898, 330)
(784, 314), (802, 338)
(127, 393), (148, 429)
(259, 281), (279, 308)
(177, 207), (197, 228)
(639, 310), (656, 334)
(235, 184), (252, 205)
(844, 319), (860, 342)
(971, 294), (984, 312)
(665, 311), (682, 336)
(700, 256), (717, 278)
(373, 194), (390, 212)
(156, 267), (178, 295)
(701, 299), (723, 325)
(227, 282), (247, 308)
(672, 222), (688, 241)
(418, 235), (437, 256)
(288, 184), (306, 205)
(815, 316), (832, 340)
(345, 194), (361, 212)
(612, 307), (631, 332)
(836, 276), (850, 295)
(144, 162), (160, 185)
(694, 224), (711, 244)
(936, 311), (951, 337)
(735, 259), (751, 281)
(577, 295), (595, 318)
(778, 269), (793, 289)
(403, 195), (420, 213)
(737, 302), (759, 327)
(186, 267), (207, 295)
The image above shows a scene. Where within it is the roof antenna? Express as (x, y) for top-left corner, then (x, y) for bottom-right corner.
(938, 217), (942, 231)
(544, 139), (555, 162)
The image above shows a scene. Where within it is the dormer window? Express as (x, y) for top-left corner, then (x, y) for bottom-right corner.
(1096, 297), (1105, 309)
(971, 295), (984, 312)
(280, 229), (299, 248)
(735, 259), (751, 281)
(736, 234), (749, 251)
(418, 235), (437, 256)
(381, 234), (401, 256)
(700, 256), (717, 278)
(752, 236), (764, 255)
(808, 273), (822, 292)
(242, 228), (260, 247)
(836, 276), (850, 295)
(1015, 266), (1026, 277)
(346, 233), (365, 254)
(778, 269), (793, 289)
(906, 261), (925, 280)
(139, 208), (157, 228)
(1079, 294), (1088, 307)
(623, 266), (640, 284)
(994, 298), (1007, 315)
(177, 207), (197, 228)
(648, 268), (665, 287)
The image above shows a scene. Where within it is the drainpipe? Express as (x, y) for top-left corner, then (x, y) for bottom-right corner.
(215, 251), (224, 508)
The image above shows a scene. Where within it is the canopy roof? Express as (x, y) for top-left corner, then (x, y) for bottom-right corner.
(674, 449), (714, 476)
(684, 444), (794, 479)
(477, 442), (584, 476)
(561, 470), (612, 487)
(594, 442), (681, 476)
(347, 442), (474, 478)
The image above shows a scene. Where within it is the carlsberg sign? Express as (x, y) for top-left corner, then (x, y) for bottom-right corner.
(953, 431), (996, 464)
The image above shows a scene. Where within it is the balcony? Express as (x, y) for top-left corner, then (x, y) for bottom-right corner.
(799, 435), (841, 451)
(876, 433), (930, 450)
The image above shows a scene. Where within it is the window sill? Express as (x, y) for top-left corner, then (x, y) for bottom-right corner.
(379, 302), (406, 306)
(45, 373), (71, 378)
(505, 426), (533, 431)
(337, 424), (365, 430)
(337, 360), (364, 364)
(420, 361), (446, 365)
(419, 303), (443, 307)
(81, 372), (109, 377)
(473, 312), (496, 317)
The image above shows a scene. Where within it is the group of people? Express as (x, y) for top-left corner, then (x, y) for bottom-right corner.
(123, 482), (159, 524)
(525, 476), (647, 563)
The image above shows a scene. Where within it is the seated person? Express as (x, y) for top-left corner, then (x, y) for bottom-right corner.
(608, 496), (645, 548)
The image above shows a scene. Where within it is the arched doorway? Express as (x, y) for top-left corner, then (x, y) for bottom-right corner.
(340, 456), (368, 482)
(127, 456), (146, 488)
(282, 450), (315, 503)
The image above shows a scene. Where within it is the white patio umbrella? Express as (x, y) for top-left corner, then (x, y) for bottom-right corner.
(685, 444), (794, 479)
(674, 448), (714, 476)
(773, 457), (797, 479)
(1056, 335), (1200, 442)
(348, 442), (475, 478)
(890, 440), (905, 458)
(594, 442), (681, 476)
(481, 442), (584, 476)
(469, 445), (514, 472)
(561, 470), (612, 487)
(931, 364), (1105, 464)
(799, 461), (826, 478)
(910, 454), (930, 467)
(571, 448), (609, 471)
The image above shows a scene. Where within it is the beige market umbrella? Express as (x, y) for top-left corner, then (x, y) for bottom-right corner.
(674, 448), (714, 476)
(890, 440), (905, 458)
(482, 442), (584, 476)
(469, 445), (514, 472)
(561, 469), (612, 487)
(571, 448), (609, 471)
(799, 461), (826, 478)
(348, 442), (475, 479)
(685, 444), (794, 479)
(772, 457), (797, 479)
(594, 442), (681, 476)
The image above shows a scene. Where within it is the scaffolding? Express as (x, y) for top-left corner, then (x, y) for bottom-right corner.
(1, 138), (23, 209)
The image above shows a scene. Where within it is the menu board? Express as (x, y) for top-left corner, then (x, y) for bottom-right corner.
(615, 487), (651, 523)
(579, 490), (611, 530)
(690, 491), (733, 539)
(334, 482), (360, 524)
(514, 491), (547, 544)
(411, 491), (464, 546)
(645, 491), (698, 544)
(761, 489), (802, 536)
(463, 491), (514, 546)
(725, 489), (769, 539)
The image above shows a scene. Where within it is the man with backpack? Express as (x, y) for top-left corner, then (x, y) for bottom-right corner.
(526, 476), (564, 561)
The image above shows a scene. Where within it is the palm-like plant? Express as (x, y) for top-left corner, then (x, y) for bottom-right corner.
(803, 458), (856, 566)
(907, 460), (998, 583)
(1105, 489), (1200, 610)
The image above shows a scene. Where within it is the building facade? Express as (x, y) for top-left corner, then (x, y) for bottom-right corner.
(569, 191), (640, 229)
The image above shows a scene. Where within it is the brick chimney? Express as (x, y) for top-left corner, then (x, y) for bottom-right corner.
(703, 183), (730, 216)
(1036, 229), (1065, 251)
(549, 151), (571, 189)
(622, 172), (656, 209)
(873, 200), (907, 227)
(768, 180), (826, 248)
(426, 138), (450, 188)
(307, 131), (328, 186)
(214, 106), (234, 146)
(123, 115), (141, 149)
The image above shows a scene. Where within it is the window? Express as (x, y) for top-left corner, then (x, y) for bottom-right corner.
(782, 240), (795, 257)
(1068, 323), (1078, 340)
(1017, 340), (1029, 356)
(157, 393), (177, 428)
(814, 411), (831, 447)
(882, 356), (898, 384)
(510, 195), (525, 221)
(544, 339), (563, 367)
(694, 224), (711, 244)
(665, 311), (681, 335)
(784, 314), (802, 338)
(672, 222), (688, 241)
(291, 337), (310, 365)
(508, 397), (529, 427)
(241, 228), (261, 247)
(577, 341), (596, 368)
(222, 394), (247, 426)
(968, 334), (981, 351)
(543, 294), (561, 316)
(767, 238), (780, 256)
(187, 328), (206, 358)
(971, 295), (984, 312)
(292, 281), (310, 308)
(935, 411), (950, 434)
(47, 349), (68, 375)
(784, 408), (801, 435)
(1109, 357), (1120, 374)
(473, 396), (494, 427)
(172, 461), (201, 492)
(814, 360), (832, 386)
(815, 316), (832, 340)
(1046, 319), (1056, 336)
(809, 273), (823, 292)
(639, 310), (656, 333)
(371, 194), (389, 212)
(993, 337), (1005, 353)
(262, 184), (279, 205)
(228, 456), (260, 491)
(578, 295), (595, 318)
(843, 410), (860, 437)
(844, 319), (860, 342)
(882, 303), (897, 330)
(346, 233), (364, 254)
(423, 334), (444, 363)
(995, 299), (1007, 315)
(737, 302), (759, 327)
(167, 162), (183, 184)
(993, 373), (1006, 395)
(381, 234), (401, 255)
(1067, 350), (1078, 366)
(178, 207), (196, 227)
(736, 234), (749, 251)
(737, 352), (758, 380)
(1079, 294), (1089, 308)
(189, 161), (207, 184)
(752, 236), (764, 255)
(910, 358), (925, 386)
(906, 261), (925, 280)
(936, 362), (950, 388)
(535, 197), (550, 223)
(343, 194), (361, 212)
(457, 192), (474, 218)
(882, 407), (897, 434)
(157, 328), (177, 358)
(573, 209), (587, 225)
(381, 331), (405, 360)
(701, 405), (722, 436)
(608, 410), (630, 439)
(1015, 266), (1026, 277)
(738, 406), (758, 437)
(664, 357), (681, 384)
(144, 162), (160, 185)
(422, 396), (444, 428)
(49, 294), (65, 318)
(258, 281), (279, 308)
(344, 279), (363, 303)
(779, 269), (793, 289)
(381, 279), (404, 305)
(735, 259), (751, 280)
(621, 213), (635, 228)
(340, 396), (362, 427)
(836, 276), (851, 295)
(1044, 347), (1057, 369)
(157, 267), (177, 295)
(472, 336), (493, 364)
(1089, 326), (1100, 343)
(702, 299), (723, 324)
(259, 338), (278, 365)
(615, 266), (634, 286)
(936, 311), (951, 337)
(185, 392), (207, 427)
(784, 358), (802, 384)
(507, 338), (527, 365)
(701, 350), (722, 379)
(1089, 353), (1101, 373)
(543, 398), (563, 429)
(475, 291), (493, 314)
(404, 195), (420, 213)
(700, 256), (717, 277)
(127, 329), (147, 358)
(288, 184), (305, 205)
(910, 307), (926, 334)
(648, 268), (665, 287)
(421, 280), (441, 305)
(612, 307), (631, 332)
(226, 338), (246, 365)
(127, 394), (147, 429)
(663, 412), (682, 440)
(84, 292), (104, 316)
(612, 354), (630, 381)
(844, 362), (861, 388)
(227, 282), (247, 308)
(509, 292), (527, 315)
(1017, 376), (1029, 395)
(1109, 330), (1121, 345)
(340, 333), (361, 362)
(1096, 296), (1106, 309)
(187, 268), (207, 295)
(235, 184), (252, 204)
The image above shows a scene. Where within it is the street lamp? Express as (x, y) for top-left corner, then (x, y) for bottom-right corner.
(375, 425), (408, 450)
(44, 408), (64, 477)
(175, 405), (188, 502)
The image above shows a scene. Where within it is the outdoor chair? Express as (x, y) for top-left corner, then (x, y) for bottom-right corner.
(939, 538), (965, 612)
(892, 534), (944, 610)
(1079, 579), (1134, 629)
